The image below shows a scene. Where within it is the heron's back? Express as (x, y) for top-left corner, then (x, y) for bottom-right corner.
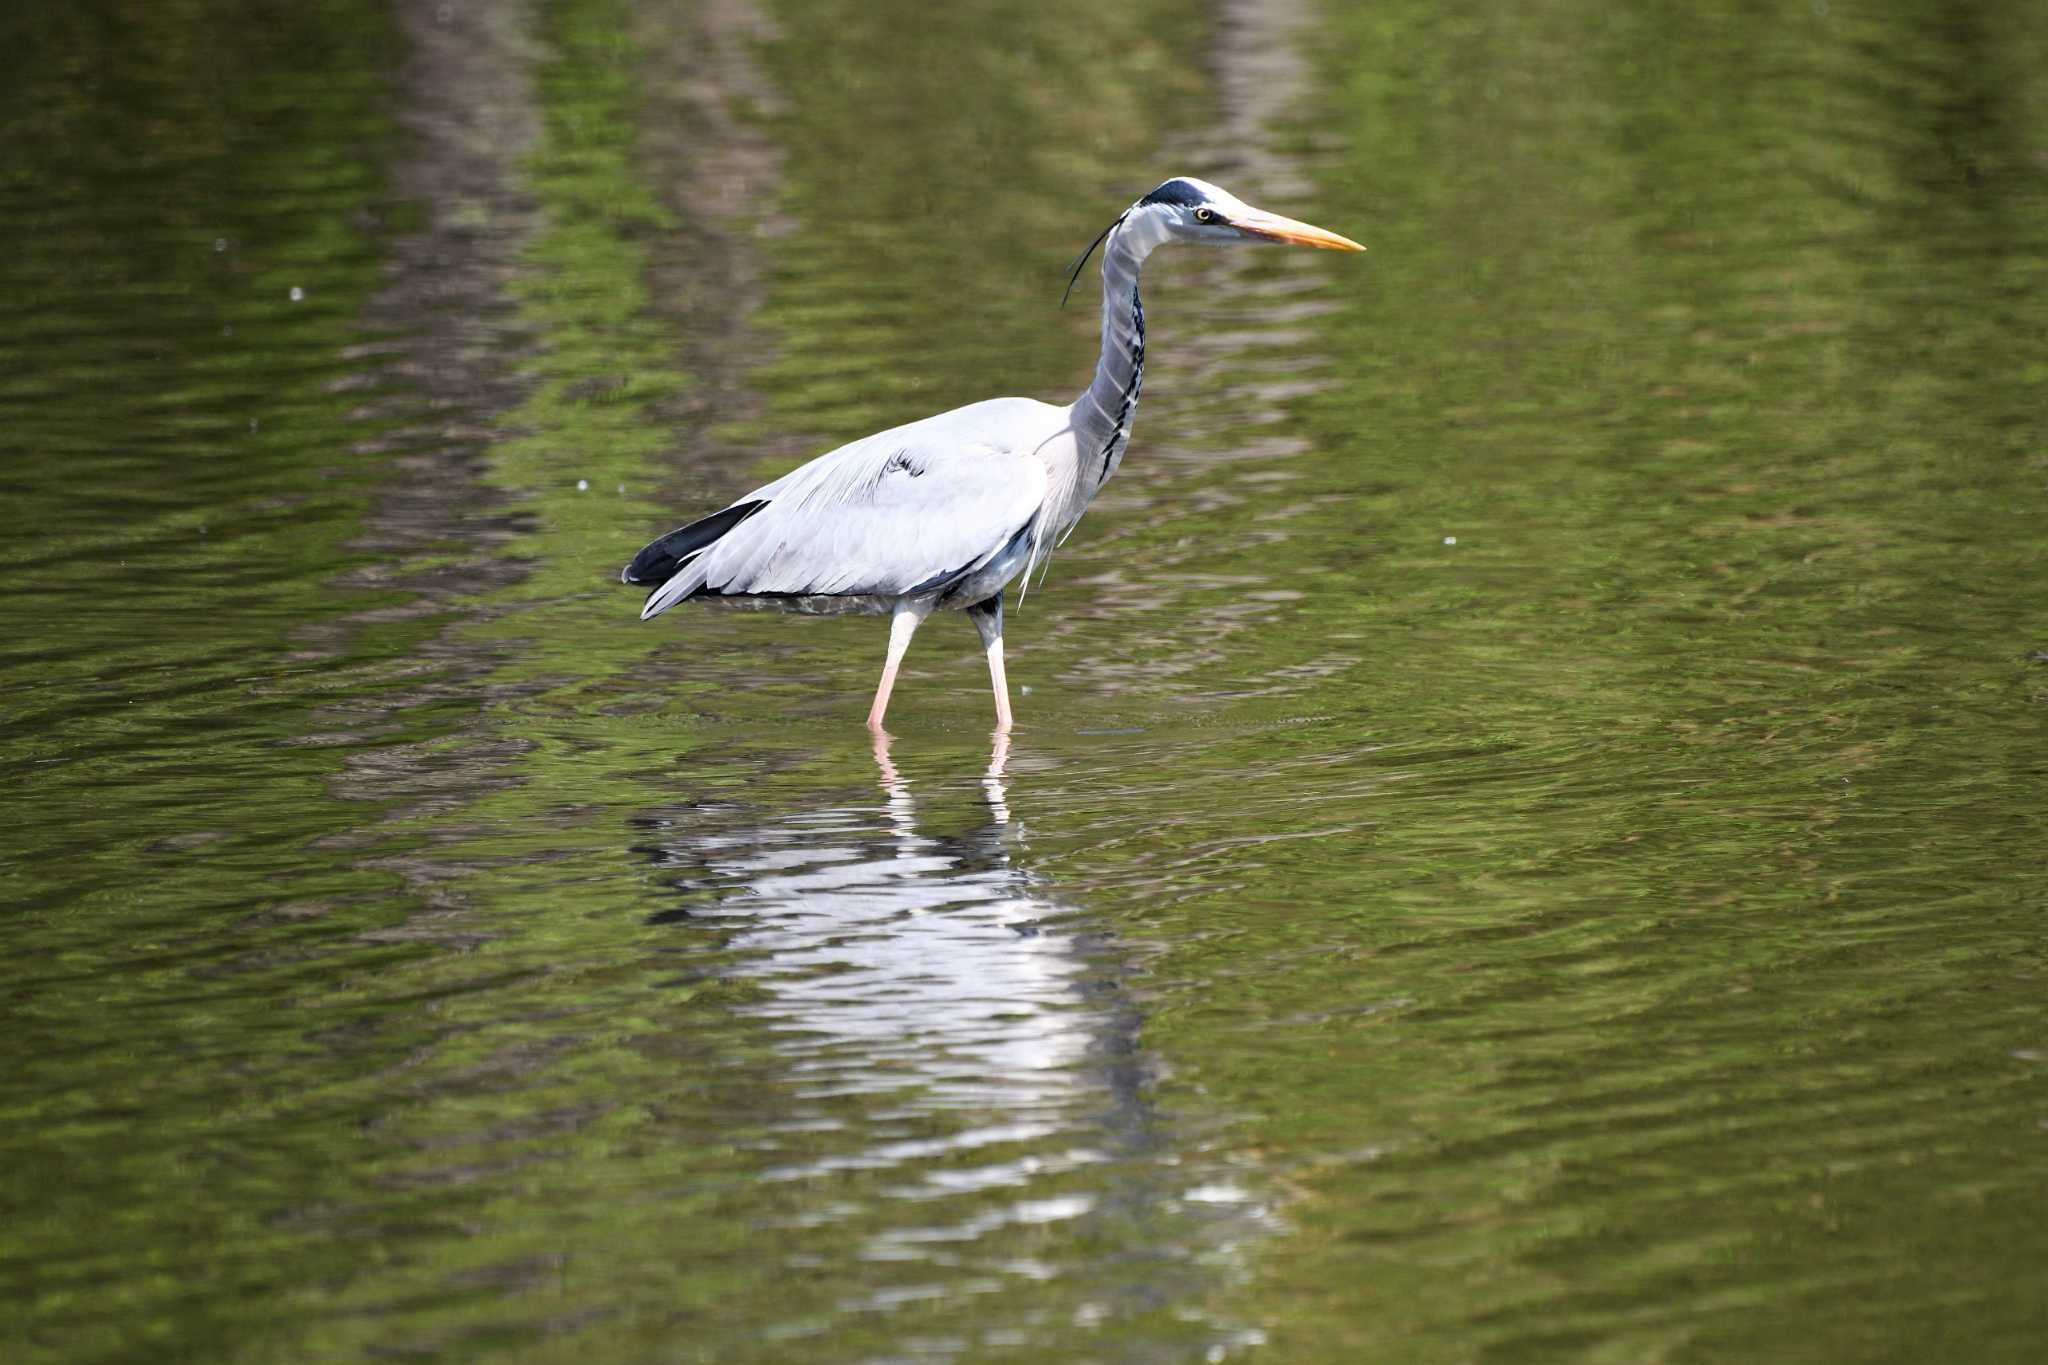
(630, 397), (1077, 621)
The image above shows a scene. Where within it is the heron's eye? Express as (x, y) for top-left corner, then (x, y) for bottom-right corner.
(1194, 207), (1216, 223)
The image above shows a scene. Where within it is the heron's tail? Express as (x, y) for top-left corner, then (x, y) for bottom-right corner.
(621, 500), (767, 607)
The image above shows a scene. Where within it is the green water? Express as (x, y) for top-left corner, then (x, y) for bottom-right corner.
(4, 0), (2045, 1360)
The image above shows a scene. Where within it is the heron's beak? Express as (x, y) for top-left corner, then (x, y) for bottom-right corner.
(1231, 206), (1365, 252)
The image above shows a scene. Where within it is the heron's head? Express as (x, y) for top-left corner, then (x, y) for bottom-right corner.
(1063, 176), (1363, 304)
(1137, 176), (1365, 252)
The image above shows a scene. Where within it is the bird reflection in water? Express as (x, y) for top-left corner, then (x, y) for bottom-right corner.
(636, 735), (1270, 1345)
(658, 730), (1113, 1138)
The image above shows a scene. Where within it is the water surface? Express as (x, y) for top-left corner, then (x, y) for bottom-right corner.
(4, 0), (2046, 1360)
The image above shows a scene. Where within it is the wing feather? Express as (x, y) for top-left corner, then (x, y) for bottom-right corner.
(638, 400), (1059, 620)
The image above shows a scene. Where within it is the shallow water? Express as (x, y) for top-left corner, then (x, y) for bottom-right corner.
(4, 0), (2047, 1360)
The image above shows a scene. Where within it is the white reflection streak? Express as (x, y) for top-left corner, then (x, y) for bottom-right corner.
(645, 738), (1274, 1348)
(692, 731), (1094, 1126)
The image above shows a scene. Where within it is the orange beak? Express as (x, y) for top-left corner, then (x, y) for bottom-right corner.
(1230, 206), (1366, 252)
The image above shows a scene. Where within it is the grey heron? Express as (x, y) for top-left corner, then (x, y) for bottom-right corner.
(622, 176), (1363, 731)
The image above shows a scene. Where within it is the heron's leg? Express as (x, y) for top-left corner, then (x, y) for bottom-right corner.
(867, 600), (930, 731)
(967, 594), (1013, 733)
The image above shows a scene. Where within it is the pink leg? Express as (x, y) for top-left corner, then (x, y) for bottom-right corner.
(866, 604), (928, 731)
(967, 595), (1013, 733)
(986, 635), (1013, 732)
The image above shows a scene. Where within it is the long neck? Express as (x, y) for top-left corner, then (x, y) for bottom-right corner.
(1071, 214), (1165, 495)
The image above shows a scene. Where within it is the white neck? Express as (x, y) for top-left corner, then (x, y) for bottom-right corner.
(1069, 209), (1170, 502)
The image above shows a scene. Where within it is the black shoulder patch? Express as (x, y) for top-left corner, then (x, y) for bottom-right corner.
(880, 449), (925, 478)
(1139, 178), (1204, 208)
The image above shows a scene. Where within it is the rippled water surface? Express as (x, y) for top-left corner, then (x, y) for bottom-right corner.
(5, 0), (2047, 1360)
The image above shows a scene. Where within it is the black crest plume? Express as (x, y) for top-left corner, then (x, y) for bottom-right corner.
(1060, 212), (1126, 308)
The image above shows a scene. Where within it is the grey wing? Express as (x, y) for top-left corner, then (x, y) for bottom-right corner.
(638, 427), (1051, 620)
